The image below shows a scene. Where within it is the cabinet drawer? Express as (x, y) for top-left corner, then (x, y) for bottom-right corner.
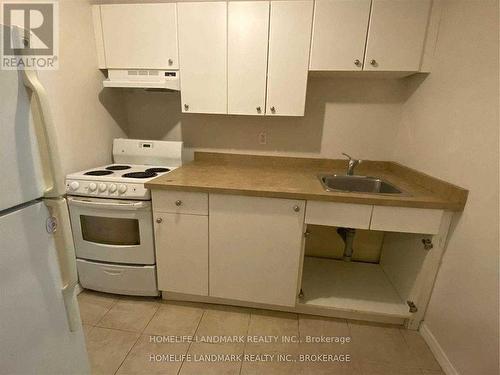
(305, 201), (372, 229)
(77, 259), (158, 296)
(152, 190), (208, 215)
(370, 206), (443, 234)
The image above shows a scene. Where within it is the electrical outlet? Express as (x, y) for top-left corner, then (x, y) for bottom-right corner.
(258, 131), (267, 145)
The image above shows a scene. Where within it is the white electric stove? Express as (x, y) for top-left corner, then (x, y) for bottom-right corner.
(66, 163), (175, 200)
(66, 139), (182, 296)
(66, 138), (183, 200)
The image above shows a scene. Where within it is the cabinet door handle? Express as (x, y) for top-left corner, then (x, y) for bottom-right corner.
(168, 58), (173, 65)
(293, 205), (300, 212)
(354, 59), (361, 67)
(175, 200), (182, 206)
(184, 104), (189, 111)
(270, 106), (276, 113)
(256, 106), (262, 113)
(156, 217), (163, 224)
(370, 59), (377, 66)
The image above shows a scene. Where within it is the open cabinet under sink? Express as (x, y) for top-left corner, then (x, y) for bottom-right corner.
(297, 227), (444, 328)
(300, 256), (412, 318)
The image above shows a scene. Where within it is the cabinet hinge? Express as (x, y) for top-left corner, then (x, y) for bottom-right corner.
(407, 300), (418, 313)
(422, 238), (433, 250)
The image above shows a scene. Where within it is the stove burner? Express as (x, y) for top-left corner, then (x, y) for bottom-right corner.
(145, 167), (170, 173)
(84, 170), (113, 176)
(122, 171), (158, 179)
(106, 165), (131, 171)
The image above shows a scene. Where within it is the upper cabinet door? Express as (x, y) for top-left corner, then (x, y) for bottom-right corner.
(364, 0), (432, 71)
(309, 0), (371, 71)
(100, 4), (178, 69)
(266, 0), (313, 116)
(228, 1), (270, 116)
(177, 2), (227, 114)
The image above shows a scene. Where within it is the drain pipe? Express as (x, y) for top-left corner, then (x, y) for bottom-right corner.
(337, 227), (356, 262)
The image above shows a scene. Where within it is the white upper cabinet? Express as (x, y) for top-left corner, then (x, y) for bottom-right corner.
(177, 2), (227, 114)
(227, 1), (270, 116)
(309, 0), (433, 72)
(309, 0), (371, 71)
(266, 0), (314, 116)
(364, 0), (432, 71)
(99, 4), (178, 69)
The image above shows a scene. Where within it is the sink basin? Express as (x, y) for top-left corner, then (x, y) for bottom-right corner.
(318, 174), (406, 195)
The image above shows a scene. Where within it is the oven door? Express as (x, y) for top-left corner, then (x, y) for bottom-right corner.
(68, 197), (155, 265)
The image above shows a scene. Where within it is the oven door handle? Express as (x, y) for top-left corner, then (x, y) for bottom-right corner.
(67, 197), (150, 210)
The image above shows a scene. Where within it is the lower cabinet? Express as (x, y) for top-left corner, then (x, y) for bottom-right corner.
(209, 194), (305, 307)
(154, 212), (208, 296)
(152, 189), (449, 328)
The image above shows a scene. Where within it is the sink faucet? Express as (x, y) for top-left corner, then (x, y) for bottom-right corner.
(342, 153), (362, 176)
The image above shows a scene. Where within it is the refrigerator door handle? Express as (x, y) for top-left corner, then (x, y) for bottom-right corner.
(61, 283), (81, 332)
(17, 36), (65, 198)
(44, 198), (81, 332)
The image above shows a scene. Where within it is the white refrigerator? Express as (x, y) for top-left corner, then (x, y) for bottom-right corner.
(0, 41), (90, 374)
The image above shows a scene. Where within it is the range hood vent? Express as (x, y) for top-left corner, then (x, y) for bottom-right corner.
(103, 69), (180, 90)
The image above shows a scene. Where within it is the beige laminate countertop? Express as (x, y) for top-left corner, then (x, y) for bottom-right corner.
(146, 153), (468, 211)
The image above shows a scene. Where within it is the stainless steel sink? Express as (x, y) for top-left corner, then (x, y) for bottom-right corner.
(318, 174), (406, 195)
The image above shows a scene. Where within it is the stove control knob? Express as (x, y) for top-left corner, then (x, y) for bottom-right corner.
(89, 183), (97, 192)
(109, 184), (117, 193)
(98, 183), (107, 192)
(118, 184), (128, 194)
(69, 181), (80, 191)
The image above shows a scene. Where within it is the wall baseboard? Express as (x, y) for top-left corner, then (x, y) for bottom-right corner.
(419, 322), (459, 375)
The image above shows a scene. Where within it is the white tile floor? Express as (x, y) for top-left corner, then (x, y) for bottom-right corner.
(78, 290), (444, 375)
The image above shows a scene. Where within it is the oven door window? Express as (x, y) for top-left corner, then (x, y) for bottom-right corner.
(80, 215), (140, 246)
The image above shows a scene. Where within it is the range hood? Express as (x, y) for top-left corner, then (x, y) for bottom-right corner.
(103, 69), (180, 90)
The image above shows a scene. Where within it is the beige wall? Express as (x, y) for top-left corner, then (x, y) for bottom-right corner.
(124, 76), (404, 161)
(392, 1), (499, 374)
(40, 0), (127, 176)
